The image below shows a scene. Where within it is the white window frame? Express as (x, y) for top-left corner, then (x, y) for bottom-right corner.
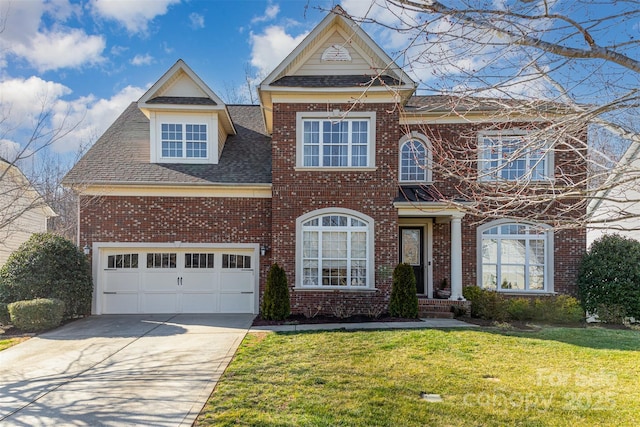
(476, 219), (554, 293)
(296, 111), (376, 170)
(399, 132), (433, 183)
(477, 130), (553, 182)
(295, 208), (375, 290)
(160, 123), (208, 159)
(150, 112), (218, 164)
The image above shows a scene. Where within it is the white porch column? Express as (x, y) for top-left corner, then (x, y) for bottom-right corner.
(449, 215), (465, 300)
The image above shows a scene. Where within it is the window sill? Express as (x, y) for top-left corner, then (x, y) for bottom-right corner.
(486, 290), (556, 296)
(294, 167), (378, 172)
(293, 286), (378, 293)
(477, 178), (556, 185)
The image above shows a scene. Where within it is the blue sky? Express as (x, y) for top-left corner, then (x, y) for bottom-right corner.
(0, 0), (339, 158)
(0, 0), (635, 164)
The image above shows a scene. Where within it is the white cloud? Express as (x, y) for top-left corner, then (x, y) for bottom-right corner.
(0, 0), (105, 72)
(0, 76), (72, 127)
(130, 54), (154, 66)
(251, 3), (280, 23)
(12, 29), (105, 72)
(189, 12), (205, 29)
(90, 0), (181, 33)
(250, 26), (308, 77)
(0, 139), (23, 162)
(50, 85), (146, 153)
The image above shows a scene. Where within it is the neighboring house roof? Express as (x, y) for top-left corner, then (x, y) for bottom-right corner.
(0, 158), (57, 218)
(63, 103), (271, 186)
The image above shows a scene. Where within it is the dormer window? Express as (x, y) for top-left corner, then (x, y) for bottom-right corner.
(161, 123), (207, 158)
(149, 112), (218, 164)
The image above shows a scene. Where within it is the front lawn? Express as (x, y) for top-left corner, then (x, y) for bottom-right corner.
(197, 326), (640, 426)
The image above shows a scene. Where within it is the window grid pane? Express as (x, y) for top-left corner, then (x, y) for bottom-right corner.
(480, 135), (547, 181)
(186, 124), (207, 158)
(400, 140), (427, 182)
(302, 119), (369, 167)
(301, 214), (368, 288)
(481, 224), (546, 291)
(161, 124), (183, 157)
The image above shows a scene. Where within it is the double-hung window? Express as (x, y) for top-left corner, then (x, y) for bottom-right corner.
(478, 132), (551, 181)
(298, 112), (375, 168)
(161, 123), (207, 159)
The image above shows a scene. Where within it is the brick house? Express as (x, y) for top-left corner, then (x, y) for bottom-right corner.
(64, 7), (586, 316)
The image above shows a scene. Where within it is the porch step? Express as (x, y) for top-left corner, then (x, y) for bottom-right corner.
(418, 298), (471, 318)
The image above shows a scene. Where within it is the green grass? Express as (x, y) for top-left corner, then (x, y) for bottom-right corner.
(196, 326), (640, 427)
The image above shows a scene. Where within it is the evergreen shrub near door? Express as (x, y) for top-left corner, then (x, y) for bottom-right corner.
(0, 233), (92, 319)
(389, 263), (419, 318)
(261, 263), (290, 320)
(578, 234), (640, 320)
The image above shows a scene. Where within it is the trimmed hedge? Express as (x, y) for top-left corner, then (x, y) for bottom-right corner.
(0, 233), (92, 319)
(577, 234), (640, 320)
(389, 263), (419, 318)
(261, 263), (290, 321)
(8, 298), (65, 332)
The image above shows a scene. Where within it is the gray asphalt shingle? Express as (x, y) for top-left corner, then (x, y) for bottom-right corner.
(64, 103), (271, 185)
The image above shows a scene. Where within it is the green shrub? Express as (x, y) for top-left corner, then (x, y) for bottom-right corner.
(462, 286), (508, 321)
(261, 263), (290, 321)
(463, 287), (584, 324)
(0, 302), (9, 325)
(578, 234), (640, 321)
(8, 298), (65, 332)
(507, 298), (535, 321)
(389, 263), (419, 318)
(0, 233), (92, 319)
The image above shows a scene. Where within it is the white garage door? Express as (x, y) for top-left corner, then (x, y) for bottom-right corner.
(100, 248), (256, 314)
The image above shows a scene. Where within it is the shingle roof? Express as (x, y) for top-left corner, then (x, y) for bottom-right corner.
(271, 74), (402, 87)
(64, 103), (271, 185)
(405, 95), (570, 114)
(146, 96), (217, 105)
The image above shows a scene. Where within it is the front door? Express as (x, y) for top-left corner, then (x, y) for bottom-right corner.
(400, 227), (425, 294)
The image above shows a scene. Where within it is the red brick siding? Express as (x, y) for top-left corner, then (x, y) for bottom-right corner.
(79, 195), (273, 293)
(271, 102), (400, 315)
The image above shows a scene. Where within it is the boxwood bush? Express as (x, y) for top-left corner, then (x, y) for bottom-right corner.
(8, 298), (65, 332)
(389, 263), (419, 318)
(577, 234), (640, 321)
(261, 263), (290, 321)
(0, 233), (92, 319)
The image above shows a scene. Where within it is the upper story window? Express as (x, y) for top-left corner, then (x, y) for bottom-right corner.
(296, 112), (376, 169)
(478, 131), (552, 182)
(399, 133), (432, 183)
(161, 123), (207, 159)
(478, 221), (553, 293)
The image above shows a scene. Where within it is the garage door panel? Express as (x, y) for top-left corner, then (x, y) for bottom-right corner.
(104, 294), (139, 314)
(220, 293), (254, 313)
(142, 293), (178, 313)
(181, 293), (218, 313)
(100, 248), (256, 314)
(144, 273), (179, 292)
(220, 271), (253, 292)
(104, 271), (140, 292)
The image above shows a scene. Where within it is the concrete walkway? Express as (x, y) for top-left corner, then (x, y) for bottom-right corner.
(0, 314), (253, 427)
(250, 318), (477, 332)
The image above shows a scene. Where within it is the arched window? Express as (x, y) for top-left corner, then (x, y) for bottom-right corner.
(399, 133), (432, 182)
(297, 209), (373, 288)
(478, 221), (553, 292)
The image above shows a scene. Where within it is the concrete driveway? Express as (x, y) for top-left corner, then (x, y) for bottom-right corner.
(0, 313), (253, 426)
